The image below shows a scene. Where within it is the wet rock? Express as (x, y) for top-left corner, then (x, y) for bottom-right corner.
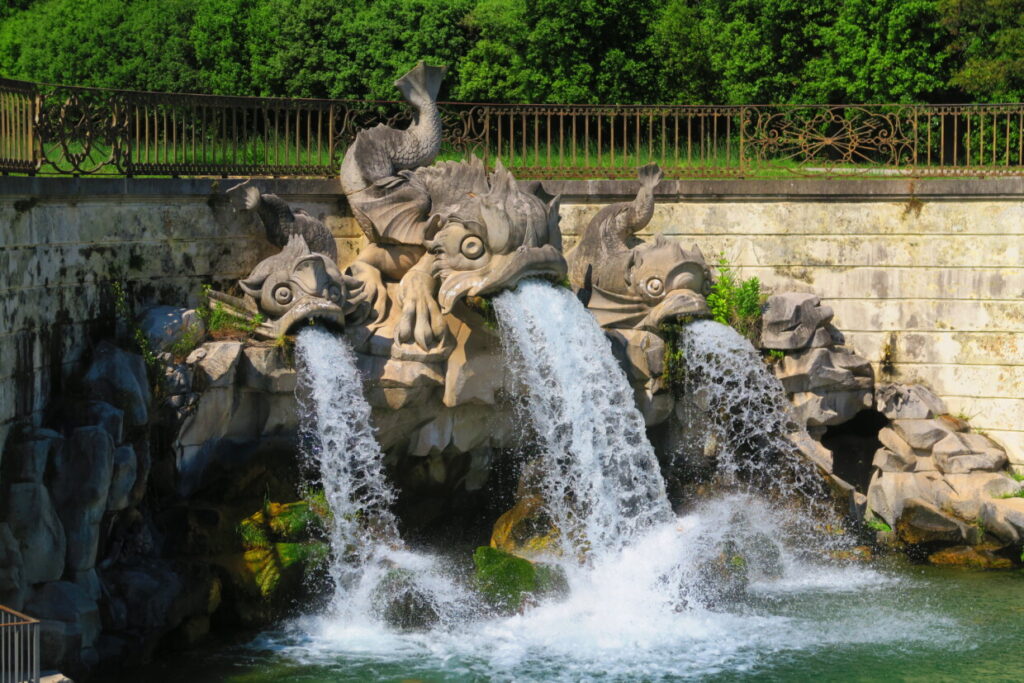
(138, 306), (205, 352)
(371, 569), (440, 630)
(83, 401), (124, 444)
(694, 539), (751, 608)
(928, 545), (1013, 569)
(106, 445), (137, 512)
(4, 483), (66, 584)
(82, 341), (151, 426)
(51, 426), (115, 572)
(473, 546), (567, 614)
(2, 428), (62, 484)
(442, 313), (504, 407)
(490, 495), (559, 559)
(789, 388), (873, 428)
(760, 293), (834, 350)
(866, 470), (955, 527)
(876, 383), (947, 420)
(894, 498), (968, 545)
(788, 431), (833, 472)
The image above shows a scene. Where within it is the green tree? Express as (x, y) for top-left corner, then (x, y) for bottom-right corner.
(456, 0), (658, 103)
(940, 0), (1024, 101)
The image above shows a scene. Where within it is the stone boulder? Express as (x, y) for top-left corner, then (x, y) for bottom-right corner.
(187, 341), (243, 390)
(50, 426), (115, 572)
(978, 498), (1024, 543)
(774, 346), (873, 428)
(760, 293), (835, 350)
(82, 342), (151, 426)
(82, 401), (125, 444)
(0, 523), (26, 609)
(2, 428), (63, 484)
(138, 306), (205, 352)
(4, 483), (66, 584)
(894, 498), (970, 545)
(876, 383), (947, 420)
(24, 581), (101, 670)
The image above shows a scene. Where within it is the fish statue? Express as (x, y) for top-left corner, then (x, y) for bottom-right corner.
(566, 164), (709, 331)
(340, 62), (566, 350)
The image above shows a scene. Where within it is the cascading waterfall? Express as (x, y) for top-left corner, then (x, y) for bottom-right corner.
(295, 326), (403, 609)
(493, 279), (673, 558)
(676, 318), (833, 505)
(295, 326), (472, 624)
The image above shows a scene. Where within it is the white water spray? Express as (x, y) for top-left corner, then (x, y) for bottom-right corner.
(493, 280), (672, 558)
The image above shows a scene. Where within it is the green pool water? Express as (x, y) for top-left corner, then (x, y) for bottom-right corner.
(118, 560), (1024, 682)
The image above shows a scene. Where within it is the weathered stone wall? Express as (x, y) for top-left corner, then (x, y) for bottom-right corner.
(556, 178), (1024, 468)
(2, 177), (1021, 469)
(0, 178), (362, 458)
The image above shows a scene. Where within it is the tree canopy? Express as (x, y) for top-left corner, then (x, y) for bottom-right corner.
(1, 0), (1020, 103)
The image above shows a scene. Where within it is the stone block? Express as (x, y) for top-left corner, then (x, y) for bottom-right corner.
(891, 418), (955, 451)
(760, 292), (834, 350)
(188, 341), (243, 389)
(25, 581), (101, 664)
(0, 522), (26, 610)
(240, 345), (296, 393)
(978, 498), (1024, 543)
(895, 498), (968, 545)
(872, 447), (915, 472)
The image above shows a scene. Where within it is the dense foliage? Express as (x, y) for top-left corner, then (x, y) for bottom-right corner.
(1, 0), (1020, 103)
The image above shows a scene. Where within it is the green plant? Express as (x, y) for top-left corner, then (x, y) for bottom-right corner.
(705, 255), (763, 343)
(865, 518), (892, 533)
(465, 295), (498, 331)
(111, 280), (161, 381)
(197, 285), (265, 338)
(1010, 472), (1024, 483)
(765, 349), (785, 362)
(167, 321), (206, 360)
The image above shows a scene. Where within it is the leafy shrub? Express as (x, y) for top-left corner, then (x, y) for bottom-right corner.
(706, 256), (764, 343)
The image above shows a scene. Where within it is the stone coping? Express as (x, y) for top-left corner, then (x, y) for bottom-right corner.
(3, 176), (1024, 201)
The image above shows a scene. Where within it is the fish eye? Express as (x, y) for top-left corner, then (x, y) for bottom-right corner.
(273, 284), (293, 305)
(460, 235), (485, 259)
(645, 277), (664, 296)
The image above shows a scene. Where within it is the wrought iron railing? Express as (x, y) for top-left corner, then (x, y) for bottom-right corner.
(2, 77), (1024, 178)
(0, 605), (40, 683)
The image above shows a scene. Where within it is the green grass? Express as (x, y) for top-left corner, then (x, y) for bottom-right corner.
(865, 518), (892, 533)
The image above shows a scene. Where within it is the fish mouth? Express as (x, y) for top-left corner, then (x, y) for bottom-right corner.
(437, 244), (567, 314)
(637, 289), (710, 332)
(206, 291), (348, 339)
(276, 297), (349, 336)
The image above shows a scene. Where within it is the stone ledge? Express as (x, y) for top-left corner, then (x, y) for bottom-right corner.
(3, 176), (1024, 201)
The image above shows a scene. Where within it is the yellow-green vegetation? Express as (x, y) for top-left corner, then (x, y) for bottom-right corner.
(237, 496), (329, 598)
(167, 321), (206, 361)
(865, 518), (893, 533)
(706, 255), (764, 344)
(765, 349), (786, 362)
(198, 284), (265, 339)
(473, 546), (567, 613)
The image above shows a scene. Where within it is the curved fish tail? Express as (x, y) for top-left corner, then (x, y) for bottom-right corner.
(395, 61), (447, 108)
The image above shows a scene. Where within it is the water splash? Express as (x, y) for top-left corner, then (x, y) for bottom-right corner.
(493, 280), (672, 558)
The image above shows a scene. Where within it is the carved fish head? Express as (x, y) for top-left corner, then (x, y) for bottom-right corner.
(625, 236), (711, 329)
(425, 161), (566, 313)
(236, 234), (365, 337)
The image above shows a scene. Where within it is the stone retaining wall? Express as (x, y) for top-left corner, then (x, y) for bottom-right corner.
(2, 177), (1021, 467)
